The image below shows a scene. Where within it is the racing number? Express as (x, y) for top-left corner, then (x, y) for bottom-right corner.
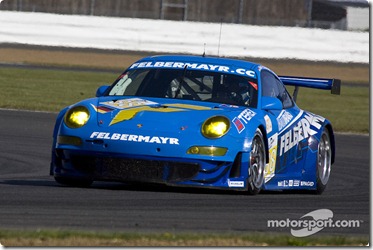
(268, 147), (276, 173)
(264, 134), (277, 182)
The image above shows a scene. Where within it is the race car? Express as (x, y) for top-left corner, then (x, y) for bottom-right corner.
(50, 55), (340, 194)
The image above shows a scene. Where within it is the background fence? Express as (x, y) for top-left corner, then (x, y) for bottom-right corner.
(0, 0), (369, 30)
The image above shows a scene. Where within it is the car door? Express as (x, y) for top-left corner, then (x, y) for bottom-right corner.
(260, 70), (305, 187)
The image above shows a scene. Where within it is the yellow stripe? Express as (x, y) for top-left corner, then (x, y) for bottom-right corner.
(110, 106), (185, 126)
(164, 103), (212, 110)
(109, 103), (220, 126)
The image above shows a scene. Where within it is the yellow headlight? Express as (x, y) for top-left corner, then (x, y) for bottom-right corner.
(201, 116), (230, 138)
(64, 106), (90, 128)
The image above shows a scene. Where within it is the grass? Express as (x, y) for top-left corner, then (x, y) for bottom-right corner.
(0, 229), (369, 247)
(292, 86), (369, 133)
(0, 67), (116, 112)
(1, 45), (369, 85)
(0, 66), (368, 133)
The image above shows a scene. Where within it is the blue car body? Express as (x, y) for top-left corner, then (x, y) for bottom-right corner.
(50, 55), (340, 193)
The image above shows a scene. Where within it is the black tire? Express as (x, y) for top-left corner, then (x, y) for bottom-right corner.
(54, 176), (93, 187)
(248, 129), (266, 195)
(315, 128), (332, 194)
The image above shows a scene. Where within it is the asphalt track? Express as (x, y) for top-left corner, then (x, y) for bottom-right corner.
(0, 109), (369, 237)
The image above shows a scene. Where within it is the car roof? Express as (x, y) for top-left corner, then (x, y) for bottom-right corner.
(135, 55), (261, 71)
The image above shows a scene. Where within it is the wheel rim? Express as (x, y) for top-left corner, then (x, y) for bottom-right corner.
(318, 131), (332, 185)
(249, 135), (265, 189)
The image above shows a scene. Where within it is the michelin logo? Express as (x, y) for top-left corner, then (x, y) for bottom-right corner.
(90, 132), (179, 145)
(228, 180), (244, 187)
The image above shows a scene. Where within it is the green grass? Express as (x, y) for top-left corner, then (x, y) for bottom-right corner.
(0, 67), (116, 112)
(293, 86), (369, 134)
(0, 229), (368, 246)
(0, 67), (369, 133)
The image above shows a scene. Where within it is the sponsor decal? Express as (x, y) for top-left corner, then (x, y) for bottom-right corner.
(219, 104), (239, 108)
(237, 109), (256, 124)
(278, 180), (287, 187)
(96, 106), (114, 114)
(279, 113), (325, 157)
(231, 109), (256, 133)
(228, 180), (244, 187)
(91, 104), (114, 114)
(100, 98), (158, 110)
(232, 117), (245, 133)
(129, 61), (257, 78)
(264, 133), (278, 183)
(277, 180), (301, 187)
(89, 132), (179, 145)
(300, 181), (314, 187)
(277, 110), (293, 131)
(264, 115), (272, 133)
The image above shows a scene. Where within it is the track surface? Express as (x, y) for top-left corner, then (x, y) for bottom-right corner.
(0, 109), (369, 236)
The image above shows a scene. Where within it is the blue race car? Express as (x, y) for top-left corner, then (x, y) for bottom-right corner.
(50, 55), (340, 194)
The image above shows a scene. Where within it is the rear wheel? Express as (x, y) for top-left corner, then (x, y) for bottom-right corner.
(315, 128), (332, 194)
(248, 129), (266, 195)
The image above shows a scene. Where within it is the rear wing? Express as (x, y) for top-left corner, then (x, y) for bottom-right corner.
(279, 76), (341, 102)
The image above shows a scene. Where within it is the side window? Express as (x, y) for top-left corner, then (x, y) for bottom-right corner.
(261, 71), (293, 109)
(108, 70), (148, 96)
(275, 78), (293, 109)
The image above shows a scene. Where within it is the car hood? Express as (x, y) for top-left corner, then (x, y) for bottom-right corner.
(94, 96), (229, 123)
(86, 96), (257, 136)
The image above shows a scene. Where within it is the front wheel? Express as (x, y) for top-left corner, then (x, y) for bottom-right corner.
(248, 129), (266, 195)
(315, 128), (332, 194)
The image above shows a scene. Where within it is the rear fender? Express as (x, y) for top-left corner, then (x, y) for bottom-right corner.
(301, 121), (334, 185)
(325, 123), (335, 164)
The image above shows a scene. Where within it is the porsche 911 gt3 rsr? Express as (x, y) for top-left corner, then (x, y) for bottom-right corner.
(50, 55), (341, 194)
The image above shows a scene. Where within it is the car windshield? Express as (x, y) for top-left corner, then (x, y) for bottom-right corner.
(107, 68), (258, 107)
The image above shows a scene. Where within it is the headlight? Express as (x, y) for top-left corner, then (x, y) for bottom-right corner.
(64, 106), (90, 128)
(201, 116), (230, 138)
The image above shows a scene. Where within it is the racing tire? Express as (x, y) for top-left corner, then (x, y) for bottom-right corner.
(315, 128), (332, 194)
(54, 176), (93, 188)
(248, 129), (266, 195)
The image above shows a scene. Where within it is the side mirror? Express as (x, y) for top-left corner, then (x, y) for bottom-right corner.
(96, 85), (110, 97)
(261, 97), (283, 110)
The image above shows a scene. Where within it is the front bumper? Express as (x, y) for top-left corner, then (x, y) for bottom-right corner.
(51, 148), (250, 190)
